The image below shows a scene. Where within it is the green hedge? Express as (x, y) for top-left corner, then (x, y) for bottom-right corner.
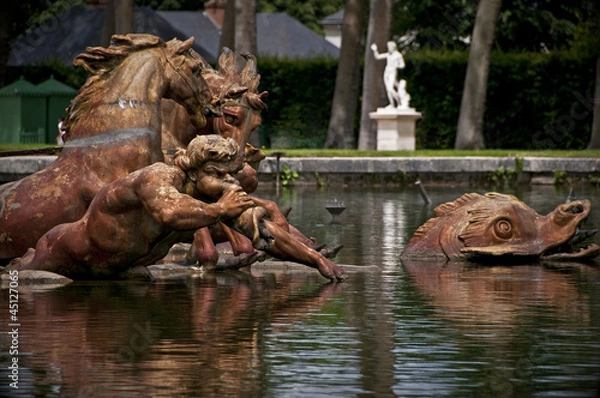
(257, 50), (596, 150)
(8, 51), (596, 150)
(257, 57), (338, 148)
(394, 50), (596, 149)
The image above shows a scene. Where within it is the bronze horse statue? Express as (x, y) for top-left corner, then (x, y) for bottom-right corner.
(0, 34), (216, 262)
(161, 49), (341, 269)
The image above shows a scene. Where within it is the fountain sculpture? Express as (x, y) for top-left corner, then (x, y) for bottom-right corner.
(7, 135), (346, 282)
(401, 192), (599, 262)
(0, 34), (347, 282)
(369, 41), (421, 150)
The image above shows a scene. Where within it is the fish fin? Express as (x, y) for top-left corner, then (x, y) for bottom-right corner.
(410, 218), (438, 240)
(434, 193), (483, 217)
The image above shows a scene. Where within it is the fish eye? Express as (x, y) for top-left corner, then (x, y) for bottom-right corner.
(493, 218), (513, 239)
(224, 115), (236, 124)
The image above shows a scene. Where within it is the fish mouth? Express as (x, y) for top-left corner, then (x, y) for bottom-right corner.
(541, 200), (598, 261)
(541, 228), (600, 261)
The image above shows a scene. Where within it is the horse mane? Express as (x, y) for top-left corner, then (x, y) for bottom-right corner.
(62, 34), (167, 137)
(206, 48), (268, 111)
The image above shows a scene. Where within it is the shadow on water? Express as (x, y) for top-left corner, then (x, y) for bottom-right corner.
(0, 184), (599, 397)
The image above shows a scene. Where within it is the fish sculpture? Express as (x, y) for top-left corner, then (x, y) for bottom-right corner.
(401, 192), (599, 262)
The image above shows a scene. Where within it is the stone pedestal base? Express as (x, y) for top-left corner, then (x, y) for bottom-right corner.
(369, 108), (422, 150)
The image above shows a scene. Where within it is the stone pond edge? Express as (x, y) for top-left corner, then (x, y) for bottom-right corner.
(1, 155), (600, 185)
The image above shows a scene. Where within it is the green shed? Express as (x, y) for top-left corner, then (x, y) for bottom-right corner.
(0, 76), (46, 144)
(0, 76), (77, 144)
(35, 76), (77, 143)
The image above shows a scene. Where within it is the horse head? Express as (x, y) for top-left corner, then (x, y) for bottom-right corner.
(162, 37), (220, 131)
(203, 48), (268, 148)
(63, 34), (218, 140)
(161, 48), (268, 154)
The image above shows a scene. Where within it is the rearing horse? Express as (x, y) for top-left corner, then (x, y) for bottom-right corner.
(0, 34), (216, 261)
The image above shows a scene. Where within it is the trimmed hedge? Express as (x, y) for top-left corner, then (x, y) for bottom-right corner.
(8, 51), (596, 150)
(257, 50), (596, 149)
(257, 57), (338, 148)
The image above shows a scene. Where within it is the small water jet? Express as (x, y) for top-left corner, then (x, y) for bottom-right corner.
(325, 199), (346, 222)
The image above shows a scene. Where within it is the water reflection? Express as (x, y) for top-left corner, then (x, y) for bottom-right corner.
(0, 272), (349, 397)
(0, 184), (598, 397)
(398, 259), (600, 397)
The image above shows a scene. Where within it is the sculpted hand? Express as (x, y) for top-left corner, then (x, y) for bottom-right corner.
(370, 43), (377, 52)
(217, 184), (254, 219)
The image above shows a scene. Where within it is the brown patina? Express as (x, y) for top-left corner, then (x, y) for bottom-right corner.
(401, 192), (599, 262)
(161, 49), (340, 269)
(0, 34), (217, 262)
(7, 136), (346, 282)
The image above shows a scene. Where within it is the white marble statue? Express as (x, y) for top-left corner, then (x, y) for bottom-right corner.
(371, 41), (411, 110)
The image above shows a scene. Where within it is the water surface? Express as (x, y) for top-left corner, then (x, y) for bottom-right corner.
(1, 184), (599, 397)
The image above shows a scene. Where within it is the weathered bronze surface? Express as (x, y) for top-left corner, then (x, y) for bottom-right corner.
(0, 34), (216, 262)
(401, 192), (599, 262)
(1, 40), (346, 281)
(161, 48), (341, 269)
(7, 136), (346, 281)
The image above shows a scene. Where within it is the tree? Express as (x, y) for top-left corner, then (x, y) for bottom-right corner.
(258, 0), (345, 35)
(0, 0), (49, 87)
(581, 1), (600, 149)
(220, 0), (235, 51)
(325, 0), (368, 149)
(218, 0), (256, 55)
(357, 0), (392, 150)
(101, 0), (134, 46)
(454, 0), (503, 150)
(234, 0), (257, 55)
(588, 57), (600, 149)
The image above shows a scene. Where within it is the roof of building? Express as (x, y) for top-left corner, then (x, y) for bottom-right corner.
(319, 9), (344, 26)
(35, 76), (78, 94)
(9, 6), (338, 67)
(0, 76), (38, 95)
(0, 75), (78, 97)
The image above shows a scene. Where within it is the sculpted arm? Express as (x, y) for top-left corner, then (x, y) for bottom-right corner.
(133, 170), (227, 231)
(370, 43), (386, 60)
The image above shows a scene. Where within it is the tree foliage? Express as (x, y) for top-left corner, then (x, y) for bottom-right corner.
(392, 0), (594, 52)
(258, 0), (345, 35)
(134, 0), (206, 11)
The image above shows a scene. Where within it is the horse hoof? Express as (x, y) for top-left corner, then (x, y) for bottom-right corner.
(321, 245), (344, 259)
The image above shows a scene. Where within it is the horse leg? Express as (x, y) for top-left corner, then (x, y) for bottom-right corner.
(216, 222), (265, 270)
(250, 196), (343, 258)
(189, 227), (219, 270)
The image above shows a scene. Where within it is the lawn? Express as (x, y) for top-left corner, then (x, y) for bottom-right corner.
(263, 148), (600, 158)
(1, 144), (599, 158)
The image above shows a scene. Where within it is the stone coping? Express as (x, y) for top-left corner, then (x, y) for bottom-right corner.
(1, 155), (599, 184)
(258, 156), (600, 174)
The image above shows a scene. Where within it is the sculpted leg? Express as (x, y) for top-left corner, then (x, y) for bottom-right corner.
(250, 196), (343, 258)
(261, 219), (347, 281)
(189, 227), (219, 270)
(219, 222), (255, 255)
(214, 222), (265, 270)
(231, 208), (346, 281)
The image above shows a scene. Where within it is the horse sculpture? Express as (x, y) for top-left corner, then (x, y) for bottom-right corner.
(161, 49), (341, 269)
(0, 34), (216, 262)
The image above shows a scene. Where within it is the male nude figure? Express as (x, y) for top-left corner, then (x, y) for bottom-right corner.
(7, 135), (346, 282)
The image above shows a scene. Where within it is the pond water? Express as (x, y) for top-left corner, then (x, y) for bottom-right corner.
(1, 184), (599, 397)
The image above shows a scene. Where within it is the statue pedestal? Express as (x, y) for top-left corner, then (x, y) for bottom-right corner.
(369, 108), (421, 151)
